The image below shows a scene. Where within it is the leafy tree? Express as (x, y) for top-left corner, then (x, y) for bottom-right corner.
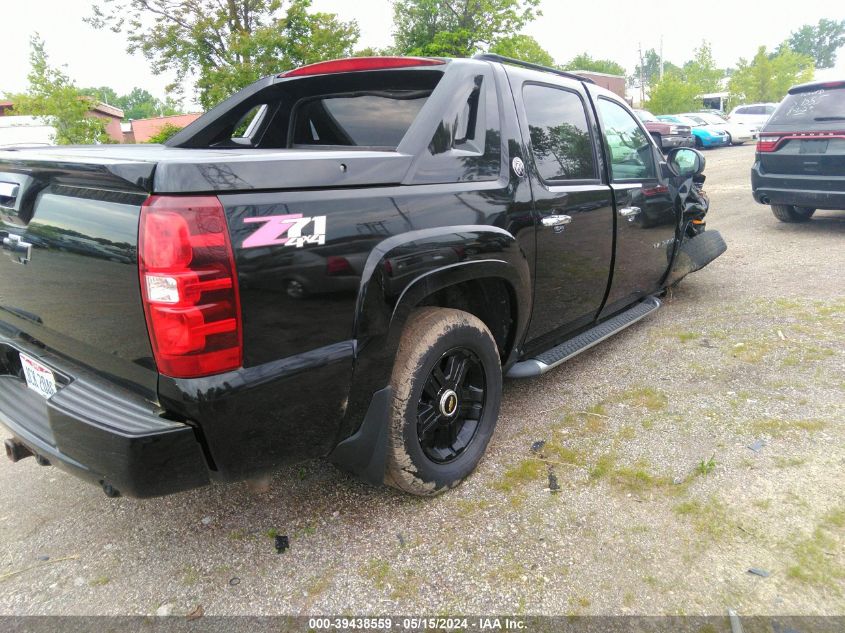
(630, 48), (680, 89)
(80, 85), (120, 106)
(729, 46), (814, 104)
(490, 34), (554, 66)
(87, 0), (360, 109)
(529, 123), (592, 179)
(683, 41), (722, 94)
(644, 74), (699, 115)
(562, 52), (625, 76)
(8, 35), (109, 145)
(81, 86), (184, 119)
(392, 0), (541, 57)
(146, 123), (184, 143)
(784, 19), (845, 69)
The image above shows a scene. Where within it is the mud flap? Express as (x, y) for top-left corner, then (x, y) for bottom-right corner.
(328, 386), (392, 486)
(668, 230), (727, 284)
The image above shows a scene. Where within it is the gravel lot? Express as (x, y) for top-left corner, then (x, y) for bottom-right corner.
(1, 144), (843, 617)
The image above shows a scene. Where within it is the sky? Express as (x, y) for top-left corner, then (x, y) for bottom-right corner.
(2, 0), (843, 109)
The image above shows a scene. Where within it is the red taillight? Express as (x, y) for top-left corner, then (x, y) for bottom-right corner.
(758, 130), (845, 152)
(139, 196), (242, 378)
(757, 135), (782, 152)
(280, 56), (445, 78)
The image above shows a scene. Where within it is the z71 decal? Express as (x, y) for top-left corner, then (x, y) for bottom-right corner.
(243, 214), (327, 249)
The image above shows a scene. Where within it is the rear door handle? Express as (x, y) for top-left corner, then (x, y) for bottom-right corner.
(541, 214), (572, 227)
(619, 206), (641, 218)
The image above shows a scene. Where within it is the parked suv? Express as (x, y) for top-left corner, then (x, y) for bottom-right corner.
(0, 55), (726, 499)
(751, 80), (845, 222)
(729, 103), (778, 129)
(634, 109), (694, 151)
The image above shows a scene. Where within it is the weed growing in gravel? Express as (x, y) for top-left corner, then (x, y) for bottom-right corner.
(729, 339), (774, 363)
(673, 497), (734, 540)
(589, 453), (616, 480)
(494, 459), (546, 492)
(677, 331), (700, 343)
(615, 387), (669, 411)
(610, 461), (674, 494)
(695, 455), (717, 476)
(786, 507), (845, 592)
(751, 418), (826, 437)
(774, 456), (808, 468)
(89, 576), (110, 587)
(182, 566), (200, 586)
(362, 559), (390, 589)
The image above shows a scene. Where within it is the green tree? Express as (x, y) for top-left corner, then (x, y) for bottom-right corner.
(683, 41), (723, 94)
(630, 48), (681, 89)
(562, 52), (625, 76)
(146, 123), (184, 143)
(392, 0), (541, 57)
(644, 74), (699, 115)
(729, 46), (814, 104)
(490, 34), (554, 66)
(87, 0), (360, 109)
(80, 85), (120, 107)
(785, 18), (845, 69)
(8, 35), (109, 145)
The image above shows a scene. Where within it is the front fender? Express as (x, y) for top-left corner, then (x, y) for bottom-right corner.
(335, 225), (532, 444)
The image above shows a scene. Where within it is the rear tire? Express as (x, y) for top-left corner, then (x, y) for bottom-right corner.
(694, 136), (703, 149)
(385, 307), (502, 496)
(771, 205), (815, 223)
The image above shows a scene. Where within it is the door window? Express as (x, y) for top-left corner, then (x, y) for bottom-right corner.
(597, 99), (656, 181)
(523, 84), (596, 182)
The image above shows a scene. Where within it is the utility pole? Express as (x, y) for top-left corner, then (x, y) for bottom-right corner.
(638, 43), (645, 105)
(659, 36), (664, 81)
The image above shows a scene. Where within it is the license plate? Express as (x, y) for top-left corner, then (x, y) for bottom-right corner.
(800, 139), (829, 154)
(20, 353), (57, 399)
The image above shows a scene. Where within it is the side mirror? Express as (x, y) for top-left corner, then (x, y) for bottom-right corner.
(666, 147), (706, 177)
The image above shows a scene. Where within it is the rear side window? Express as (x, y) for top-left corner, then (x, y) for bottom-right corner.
(769, 88), (845, 125)
(291, 91), (430, 148)
(523, 84), (596, 182)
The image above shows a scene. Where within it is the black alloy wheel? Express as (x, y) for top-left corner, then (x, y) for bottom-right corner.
(416, 347), (486, 464)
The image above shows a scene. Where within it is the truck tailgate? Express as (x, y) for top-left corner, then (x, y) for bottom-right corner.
(0, 153), (157, 399)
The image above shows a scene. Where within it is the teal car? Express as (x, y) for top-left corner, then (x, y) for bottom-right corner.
(657, 115), (729, 148)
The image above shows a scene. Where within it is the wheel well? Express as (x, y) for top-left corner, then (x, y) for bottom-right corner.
(417, 277), (516, 363)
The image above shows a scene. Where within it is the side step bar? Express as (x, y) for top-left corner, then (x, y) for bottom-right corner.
(506, 296), (662, 378)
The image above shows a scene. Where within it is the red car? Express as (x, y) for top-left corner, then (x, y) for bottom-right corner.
(634, 109), (694, 152)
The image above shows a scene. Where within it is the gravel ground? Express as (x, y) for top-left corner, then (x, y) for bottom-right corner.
(0, 144), (843, 617)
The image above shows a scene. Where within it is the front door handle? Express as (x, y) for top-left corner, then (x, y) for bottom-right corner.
(541, 214), (572, 227)
(619, 206), (641, 218)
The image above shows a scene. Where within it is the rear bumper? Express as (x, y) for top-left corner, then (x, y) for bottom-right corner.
(0, 336), (210, 498)
(751, 163), (845, 210)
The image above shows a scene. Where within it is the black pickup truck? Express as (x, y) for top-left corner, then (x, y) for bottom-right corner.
(0, 55), (726, 498)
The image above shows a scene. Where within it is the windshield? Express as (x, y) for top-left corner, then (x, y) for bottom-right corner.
(696, 113), (724, 125)
(683, 114), (709, 125)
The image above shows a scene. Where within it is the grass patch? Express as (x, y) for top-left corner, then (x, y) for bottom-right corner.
(673, 497), (734, 540)
(456, 498), (494, 518)
(616, 387), (668, 411)
(786, 507), (845, 592)
(750, 418), (826, 437)
(589, 453), (616, 481)
(89, 576), (110, 587)
(362, 559), (391, 589)
(494, 459), (546, 492)
(182, 566), (200, 586)
(677, 331), (700, 343)
(730, 339), (774, 364)
(774, 456), (808, 468)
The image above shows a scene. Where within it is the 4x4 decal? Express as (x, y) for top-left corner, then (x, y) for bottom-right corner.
(243, 214), (327, 248)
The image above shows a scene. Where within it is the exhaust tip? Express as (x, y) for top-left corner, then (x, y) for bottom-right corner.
(760, 195), (770, 204)
(5, 438), (33, 463)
